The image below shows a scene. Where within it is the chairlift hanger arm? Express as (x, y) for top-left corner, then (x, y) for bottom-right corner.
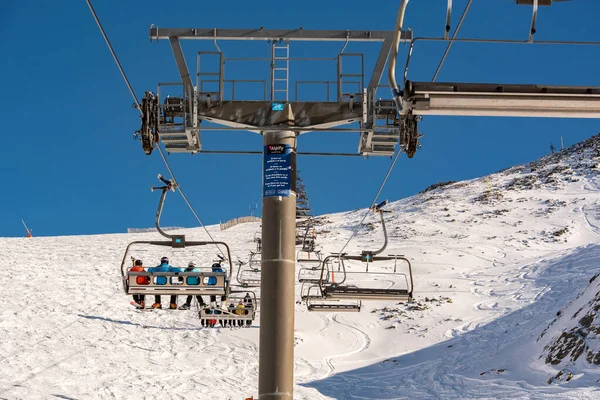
(151, 174), (178, 239)
(444, 0), (452, 40)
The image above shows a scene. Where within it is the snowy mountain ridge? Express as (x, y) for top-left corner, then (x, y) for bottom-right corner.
(2, 134), (600, 399)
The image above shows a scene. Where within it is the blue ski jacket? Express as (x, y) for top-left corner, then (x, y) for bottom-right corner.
(208, 266), (225, 285)
(149, 263), (182, 285)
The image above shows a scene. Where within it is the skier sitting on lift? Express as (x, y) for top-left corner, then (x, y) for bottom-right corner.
(243, 292), (253, 326)
(235, 301), (246, 327)
(148, 256), (181, 309)
(179, 261), (207, 310)
(209, 262), (226, 303)
(130, 259), (148, 308)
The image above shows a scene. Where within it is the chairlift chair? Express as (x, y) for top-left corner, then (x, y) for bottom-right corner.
(297, 255), (334, 283)
(296, 224), (321, 263)
(300, 281), (361, 312)
(253, 232), (262, 252)
(198, 290), (258, 327)
(304, 200), (414, 310)
(235, 252), (262, 288)
(319, 254), (413, 301)
(121, 174), (234, 300)
(122, 240), (233, 297)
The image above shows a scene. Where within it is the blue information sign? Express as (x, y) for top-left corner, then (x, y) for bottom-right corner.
(263, 144), (293, 197)
(271, 102), (285, 111)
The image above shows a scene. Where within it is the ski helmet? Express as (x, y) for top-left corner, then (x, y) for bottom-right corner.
(135, 259), (143, 266)
(188, 261), (196, 268)
(161, 256), (169, 264)
(211, 263), (221, 269)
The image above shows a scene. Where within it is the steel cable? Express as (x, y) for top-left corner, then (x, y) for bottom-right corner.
(85, 0), (225, 259)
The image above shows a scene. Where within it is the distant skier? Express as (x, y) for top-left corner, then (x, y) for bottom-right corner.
(129, 259), (148, 308)
(243, 292), (253, 327)
(235, 300), (246, 327)
(243, 292), (253, 306)
(227, 302), (236, 327)
(179, 261), (207, 310)
(148, 256), (181, 309)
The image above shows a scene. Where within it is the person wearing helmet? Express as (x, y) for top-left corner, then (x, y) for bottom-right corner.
(235, 300), (246, 327)
(179, 261), (207, 310)
(147, 256), (182, 309)
(208, 261), (226, 303)
(243, 292), (253, 327)
(129, 259), (148, 308)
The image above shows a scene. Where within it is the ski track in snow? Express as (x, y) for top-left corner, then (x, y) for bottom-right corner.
(4, 147), (600, 398)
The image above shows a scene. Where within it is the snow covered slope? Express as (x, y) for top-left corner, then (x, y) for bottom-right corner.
(2, 135), (600, 399)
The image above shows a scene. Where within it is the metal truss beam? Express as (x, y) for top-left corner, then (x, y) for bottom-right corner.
(367, 37), (394, 95)
(150, 27), (413, 42)
(168, 37), (193, 91)
(404, 81), (600, 118)
(196, 101), (363, 130)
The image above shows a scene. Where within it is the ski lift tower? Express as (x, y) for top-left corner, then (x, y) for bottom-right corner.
(136, 24), (413, 399)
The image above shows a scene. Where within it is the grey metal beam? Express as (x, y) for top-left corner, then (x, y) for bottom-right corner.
(168, 37), (193, 91)
(367, 36), (394, 93)
(404, 81), (600, 118)
(405, 81), (600, 96)
(191, 150), (365, 156)
(196, 101), (364, 128)
(151, 27), (413, 42)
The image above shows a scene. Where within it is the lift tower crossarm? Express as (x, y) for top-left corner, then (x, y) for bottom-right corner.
(150, 27), (412, 42)
(402, 81), (600, 118)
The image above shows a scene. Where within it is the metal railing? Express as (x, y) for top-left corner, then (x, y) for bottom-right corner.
(201, 79), (268, 101)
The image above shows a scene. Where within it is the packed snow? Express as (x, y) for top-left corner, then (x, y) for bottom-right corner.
(2, 135), (600, 399)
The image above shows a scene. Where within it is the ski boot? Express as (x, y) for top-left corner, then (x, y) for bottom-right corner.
(178, 303), (191, 310)
(152, 303), (162, 309)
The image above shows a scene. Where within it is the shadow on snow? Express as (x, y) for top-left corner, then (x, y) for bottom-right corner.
(301, 244), (600, 400)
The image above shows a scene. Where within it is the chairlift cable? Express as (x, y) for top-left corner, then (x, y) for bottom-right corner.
(337, 148), (402, 255)
(86, 0), (226, 260)
(432, 0), (473, 82)
(85, 0), (142, 115)
(155, 145), (227, 259)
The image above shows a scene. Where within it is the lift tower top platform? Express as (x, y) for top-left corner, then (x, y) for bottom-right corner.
(136, 27), (416, 158)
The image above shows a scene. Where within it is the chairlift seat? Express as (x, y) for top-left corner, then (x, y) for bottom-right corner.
(307, 303), (361, 312)
(198, 305), (256, 322)
(298, 277), (321, 283)
(297, 249), (322, 264)
(238, 277), (261, 288)
(127, 271), (227, 295)
(297, 258), (321, 264)
(323, 286), (412, 301)
(298, 266), (330, 283)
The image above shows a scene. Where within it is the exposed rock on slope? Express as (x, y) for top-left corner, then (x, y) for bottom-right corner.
(539, 274), (600, 372)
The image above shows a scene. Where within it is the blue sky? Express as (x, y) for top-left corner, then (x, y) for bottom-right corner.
(1, 0), (599, 237)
